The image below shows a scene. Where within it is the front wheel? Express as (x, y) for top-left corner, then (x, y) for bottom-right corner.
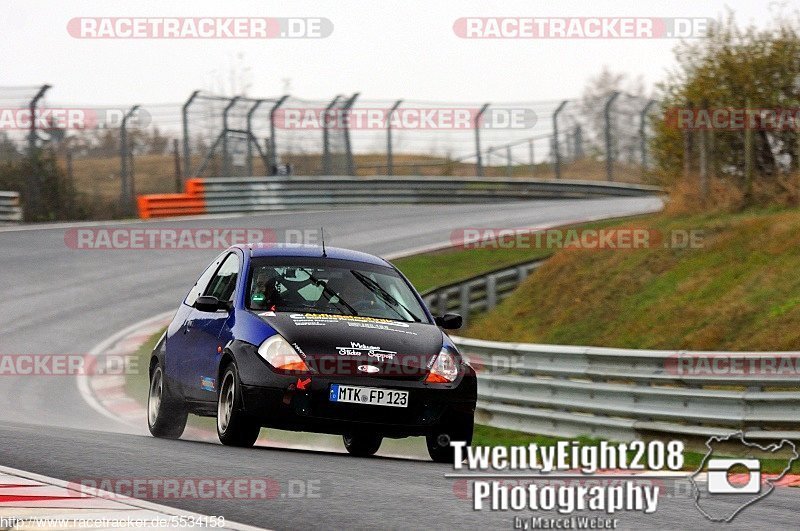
(148, 364), (188, 439)
(217, 363), (261, 447)
(426, 414), (474, 463)
(343, 433), (383, 457)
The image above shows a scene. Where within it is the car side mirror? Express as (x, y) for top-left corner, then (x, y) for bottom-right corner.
(195, 295), (222, 312)
(435, 313), (463, 330)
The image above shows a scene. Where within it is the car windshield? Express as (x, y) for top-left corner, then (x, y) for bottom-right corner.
(247, 257), (427, 323)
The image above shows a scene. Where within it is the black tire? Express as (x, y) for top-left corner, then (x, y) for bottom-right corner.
(426, 414), (474, 463)
(217, 362), (261, 447)
(147, 363), (188, 439)
(343, 433), (383, 457)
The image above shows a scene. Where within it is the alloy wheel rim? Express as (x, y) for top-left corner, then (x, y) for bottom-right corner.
(218, 372), (235, 433)
(148, 368), (162, 427)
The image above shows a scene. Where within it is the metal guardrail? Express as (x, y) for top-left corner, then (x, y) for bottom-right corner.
(0, 191), (22, 223)
(452, 337), (800, 441)
(197, 176), (662, 214)
(421, 259), (546, 328)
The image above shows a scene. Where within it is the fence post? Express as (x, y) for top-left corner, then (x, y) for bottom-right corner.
(269, 95), (289, 175)
(342, 93), (360, 176)
(604, 91), (621, 181)
(246, 99), (265, 177)
(682, 101), (693, 179)
(574, 124), (584, 159)
(528, 139), (535, 177)
(639, 99), (656, 175)
(474, 103), (490, 177)
(386, 99), (403, 176)
(173, 138), (182, 192)
(182, 90), (199, 179)
(322, 95), (342, 175)
(552, 100), (568, 179)
(699, 99), (709, 199)
(744, 99), (753, 195)
(25, 84), (51, 220)
(221, 96), (240, 177)
(506, 145), (513, 177)
(120, 105), (140, 217)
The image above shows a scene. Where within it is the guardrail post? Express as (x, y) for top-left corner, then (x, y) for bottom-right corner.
(386, 99), (403, 176)
(604, 91), (621, 182)
(474, 103), (490, 177)
(516, 265), (528, 286)
(269, 95), (289, 176)
(221, 96), (240, 177)
(182, 90), (200, 179)
(322, 95), (342, 175)
(120, 105), (140, 217)
(459, 284), (471, 327)
(246, 99), (265, 177)
(437, 291), (448, 316)
(552, 100), (568, 179)
(486, 274), (497, 310)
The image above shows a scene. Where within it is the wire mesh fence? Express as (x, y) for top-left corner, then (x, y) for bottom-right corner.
(0, 84), (662, 219)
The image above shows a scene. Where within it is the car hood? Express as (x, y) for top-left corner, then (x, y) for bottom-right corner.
(255, 312), (443, 379)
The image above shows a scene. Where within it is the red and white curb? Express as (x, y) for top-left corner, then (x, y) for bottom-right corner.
(0, 464), (264, 530)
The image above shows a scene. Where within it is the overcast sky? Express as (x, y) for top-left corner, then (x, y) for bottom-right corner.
(0, 0), (790, 106)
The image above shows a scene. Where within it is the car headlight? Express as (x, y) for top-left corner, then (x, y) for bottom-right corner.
(425, 347), (460, 383)
(258, 335), (309, 372)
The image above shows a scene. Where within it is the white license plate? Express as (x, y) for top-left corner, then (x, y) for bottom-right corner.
(329, 384), (408, 408)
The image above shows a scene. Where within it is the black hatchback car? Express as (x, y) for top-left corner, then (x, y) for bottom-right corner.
(147, 244), (476, 462)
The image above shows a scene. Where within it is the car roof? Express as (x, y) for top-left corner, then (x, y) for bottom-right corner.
(234, 244), (392, 267)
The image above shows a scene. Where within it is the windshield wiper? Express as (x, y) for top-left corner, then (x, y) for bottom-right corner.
(297, 267), (359, 316)
(350, 270), (422, 322)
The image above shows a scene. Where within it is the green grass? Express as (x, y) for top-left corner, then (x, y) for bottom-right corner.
(390, 217), (645, 293)
(462, 207), (800, 351)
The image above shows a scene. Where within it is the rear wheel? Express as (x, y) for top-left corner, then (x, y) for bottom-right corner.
(147, 364), (188, 439)
(217, 363), (261, 447)
(343, 433), (383, 457)
(427, 414), (474, 463)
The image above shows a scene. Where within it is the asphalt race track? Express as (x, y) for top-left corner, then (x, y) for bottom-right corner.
(4, 197), (795, 529)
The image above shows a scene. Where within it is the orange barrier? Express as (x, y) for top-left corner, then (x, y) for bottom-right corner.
(137, 178), (206, 219)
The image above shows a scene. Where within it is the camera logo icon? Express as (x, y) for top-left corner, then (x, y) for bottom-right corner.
(707, 458), (761, 494)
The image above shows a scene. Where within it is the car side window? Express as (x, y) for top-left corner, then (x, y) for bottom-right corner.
(184, 253), (226, 307)
(204, 253), (240, 303)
